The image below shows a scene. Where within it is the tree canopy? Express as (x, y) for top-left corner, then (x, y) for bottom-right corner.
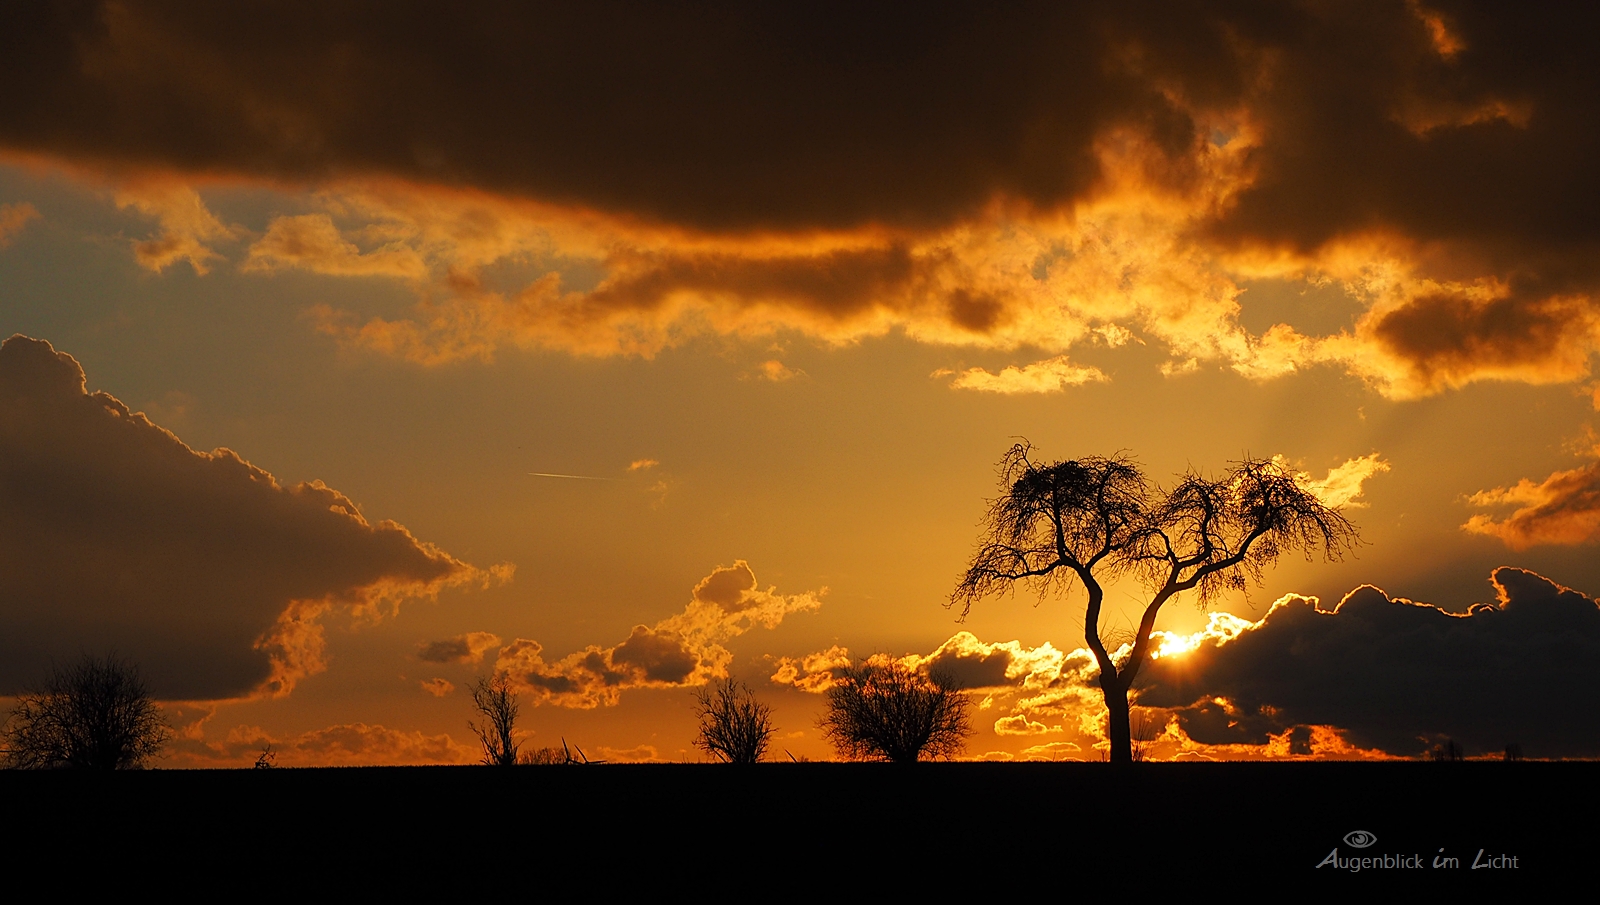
(3, 654), (169, 770)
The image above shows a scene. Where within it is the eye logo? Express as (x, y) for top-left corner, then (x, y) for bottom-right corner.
(1344, 830), (1377, 848)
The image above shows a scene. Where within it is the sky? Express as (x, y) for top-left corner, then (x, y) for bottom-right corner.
(4, 1), (1600, 765)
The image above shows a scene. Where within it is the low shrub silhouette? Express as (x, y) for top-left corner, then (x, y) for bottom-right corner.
(819, 660), (970, 763)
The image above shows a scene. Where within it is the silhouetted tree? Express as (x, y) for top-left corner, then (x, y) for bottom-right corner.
(819, 660), (971, 762)
(2, 654), (170, 769)
(952, 444), (1358, 764)
(469, 674), (520, 767)
(693, 678), (774, 764)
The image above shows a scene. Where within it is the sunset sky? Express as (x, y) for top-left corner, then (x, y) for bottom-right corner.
(5, 1), (1600, 765)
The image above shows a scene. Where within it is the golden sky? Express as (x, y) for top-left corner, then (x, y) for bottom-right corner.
(4, 1), (1600, 764)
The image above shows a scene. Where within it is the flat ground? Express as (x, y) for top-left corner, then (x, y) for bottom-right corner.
(1, 762), (1576, 887)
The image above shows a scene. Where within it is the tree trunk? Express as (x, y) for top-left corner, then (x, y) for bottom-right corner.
(1102, 679), (1132, 764)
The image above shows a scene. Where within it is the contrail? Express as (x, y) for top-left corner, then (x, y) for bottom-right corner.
(527, 472), (611, 481)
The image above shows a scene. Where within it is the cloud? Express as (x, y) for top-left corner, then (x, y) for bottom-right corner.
(0, 334), (497, 699)
(0, 201), (38, 247)
(1136, 568), (1600, 757)
(770, 645), (853, 693)
(243, 213), (428, 279)
(416, 631), (502, 664)
(1280, 452), (1391, 508)
(420, 678), (454, 697)
(497, 560), (822, 708)
(752, 360), (804, 382)
(627, 458), (658, 472)
(934, 356), (1108, 393)
(595, 744), (662, 764)
(1464, 460), (1600, 549)
(114, 182), (236, 274)
(8, 5), (1600, 395)
(171, 722), (475, 767)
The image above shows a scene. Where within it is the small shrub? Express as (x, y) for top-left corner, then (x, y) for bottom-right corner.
(818, 660), (970, 763)
(693, 678), (774, 764)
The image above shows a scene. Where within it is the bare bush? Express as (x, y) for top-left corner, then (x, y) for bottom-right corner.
(819, 660), (971, 763)
(469, 674), (520, 767)
(693, 678), (774, 764)
(519, 739), (595, 765)
(1129, 708), (1162, 763)
(3, 654), (169, 770)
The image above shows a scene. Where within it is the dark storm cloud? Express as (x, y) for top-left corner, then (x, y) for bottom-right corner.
(921, 641), (1016, 690)
(1367, 290), (1598, 391)
(0, 0), (1237, 231)
(1208, 2), (1600, 257)
(416, 631), (501, 664)
(1137, 568), (1600, 757)
(8, 3), (1600, 386)
(0, 334), (479, 699)
(7, 2), (1594, 243)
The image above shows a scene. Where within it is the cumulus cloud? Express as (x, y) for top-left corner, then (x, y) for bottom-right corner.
(1136, 568), (1600, 757)
(0, 334), (497, 699)
(1464, 460), (1600, 549)
(416, 631), (502, 664)
(934, 356), (1108, 394)
(0, 201), (38, 247)
(496, 560), (821, 708)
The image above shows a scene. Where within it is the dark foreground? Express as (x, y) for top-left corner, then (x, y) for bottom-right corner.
(1, 762), (1580, 887)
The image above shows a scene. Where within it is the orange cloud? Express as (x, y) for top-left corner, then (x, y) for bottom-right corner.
(244, 213), (428, 279)
(497, 560), (822, 708)
(114, 182), (236, 274)
(934, 356), (1107, 394)
(1277, 453), (1391, 509)
(752, 360), (805, 382)
(10, 6), (1600, 399)
(1464, 460), (1600, 549)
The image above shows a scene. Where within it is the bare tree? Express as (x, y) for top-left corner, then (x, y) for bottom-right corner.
(952, 443), (1358, 764)
(469, 673), (520, 767)
(2, 654), (170, 770)
(693, 678), (774, 764)
(819, 660), (971, 763)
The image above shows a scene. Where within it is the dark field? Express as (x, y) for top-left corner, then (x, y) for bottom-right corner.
(2, 762), (1580, 887)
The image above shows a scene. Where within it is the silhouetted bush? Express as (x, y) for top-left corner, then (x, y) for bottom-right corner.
(519, 740), (595, 764)
(693, 678), (774, 763)
(469, 674), (520, 766)
(2, 654), (169, 770)
(819, 660), (970, 763)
